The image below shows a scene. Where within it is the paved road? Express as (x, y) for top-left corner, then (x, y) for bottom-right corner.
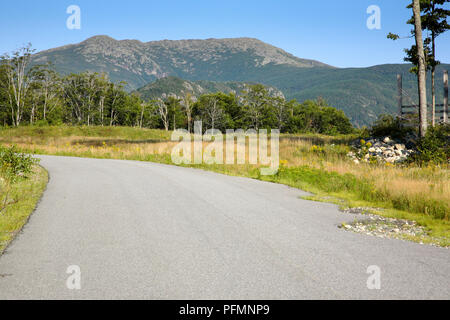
(0, 155), (448, 299)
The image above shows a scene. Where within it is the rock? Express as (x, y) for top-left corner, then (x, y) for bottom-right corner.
(386, 157), (396, 163)
(348, 136), (415, 165)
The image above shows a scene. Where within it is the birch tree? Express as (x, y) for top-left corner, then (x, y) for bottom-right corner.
(272, 96), (288, 131)
(413, 0), (428, 137)
(241, 84), (270, 130)
(156, 98), (169, 131)
(0, 44), (35, 126)
(197, 94), (225, 130)
(31, 66), (61, 121)
(108, 81), (126, 126)
(181, 93), (195, 133)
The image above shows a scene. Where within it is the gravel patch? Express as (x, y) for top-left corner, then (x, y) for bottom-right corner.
(338, 207), (447, 248)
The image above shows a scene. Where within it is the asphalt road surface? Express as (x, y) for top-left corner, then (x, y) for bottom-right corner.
(0, 155), (448, 299)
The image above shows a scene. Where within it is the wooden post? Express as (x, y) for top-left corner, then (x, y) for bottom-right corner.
(444, 71), (448, 124)
(397, 74), (403, 118)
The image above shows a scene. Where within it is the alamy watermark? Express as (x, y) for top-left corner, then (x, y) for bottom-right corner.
(171, 121), (280, 176)
(366, 265), (381, 290)
(66, 5), (81, 30)
(366, 5), (381, 30)
(66, 265), (81, 290)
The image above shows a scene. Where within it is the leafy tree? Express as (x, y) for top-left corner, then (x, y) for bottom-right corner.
(195, 93), (227, 131)
(286, 99), (353, 135)
(240, 84), (271, 130)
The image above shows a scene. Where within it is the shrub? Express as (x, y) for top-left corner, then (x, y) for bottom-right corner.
(0, 146), (39, 212)
(412, 124), (449, 165)
(0, 146), (39, 184)
(370, 114), (415, 140)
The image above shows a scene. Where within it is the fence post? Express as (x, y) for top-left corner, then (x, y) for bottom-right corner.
(397, 74), (403, 118)
(444, 71), (448, 124)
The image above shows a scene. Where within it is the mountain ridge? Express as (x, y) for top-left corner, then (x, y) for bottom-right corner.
(32, 35), (332, 89)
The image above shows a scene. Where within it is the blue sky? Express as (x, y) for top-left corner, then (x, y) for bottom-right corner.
(0, 0), (449, 68)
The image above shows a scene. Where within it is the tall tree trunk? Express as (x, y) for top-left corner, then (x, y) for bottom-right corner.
(140, 104), (144, 128)
(431, 30), (436, 127)
(413, 0), (428, 137)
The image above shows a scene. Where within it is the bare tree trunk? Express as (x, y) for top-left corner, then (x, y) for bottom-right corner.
(183, 94), (193, 133)
(156, 100), (169, 131)
(413, 0), (428, 137)
(43, 86), (48, 121)
(110, 109), (114, 126)
(99, 96), (105, 126)
(139, 103), (145, 128)
(431, 29), (436, 127)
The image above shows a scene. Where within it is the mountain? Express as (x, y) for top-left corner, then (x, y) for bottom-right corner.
(31, 35), (450, 126)
(32, 35), (330, 90)
(134, 76), (284, 101)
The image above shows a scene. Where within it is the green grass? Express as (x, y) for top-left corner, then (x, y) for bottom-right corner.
(0, 166), (48, 254)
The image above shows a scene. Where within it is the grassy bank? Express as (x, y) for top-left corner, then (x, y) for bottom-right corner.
(0, 165), (48, 254)
(0, 125), (448, 246)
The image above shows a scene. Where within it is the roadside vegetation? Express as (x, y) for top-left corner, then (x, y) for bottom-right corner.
(0, 146), (47, 254)
(0, 124), (448, 246)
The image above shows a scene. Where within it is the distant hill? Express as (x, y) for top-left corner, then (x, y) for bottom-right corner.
(135, 76), (284, 101)
(260, 64), (450, 127)
(30, 35), (450, 126)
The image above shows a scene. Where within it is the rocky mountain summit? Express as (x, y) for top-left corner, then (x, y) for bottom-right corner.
(32, 35), (330, 90)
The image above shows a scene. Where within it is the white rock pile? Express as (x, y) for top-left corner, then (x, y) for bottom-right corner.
(347, 137), (415, 164)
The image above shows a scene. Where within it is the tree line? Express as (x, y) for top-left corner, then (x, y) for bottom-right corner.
(0, 45), (354, 135)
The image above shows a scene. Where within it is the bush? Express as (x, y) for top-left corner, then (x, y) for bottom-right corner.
(286, 100), (355, 135)
(0, 146), (39, 184)
(412, 124), (449, 165)
(370, 114), (415, 140)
